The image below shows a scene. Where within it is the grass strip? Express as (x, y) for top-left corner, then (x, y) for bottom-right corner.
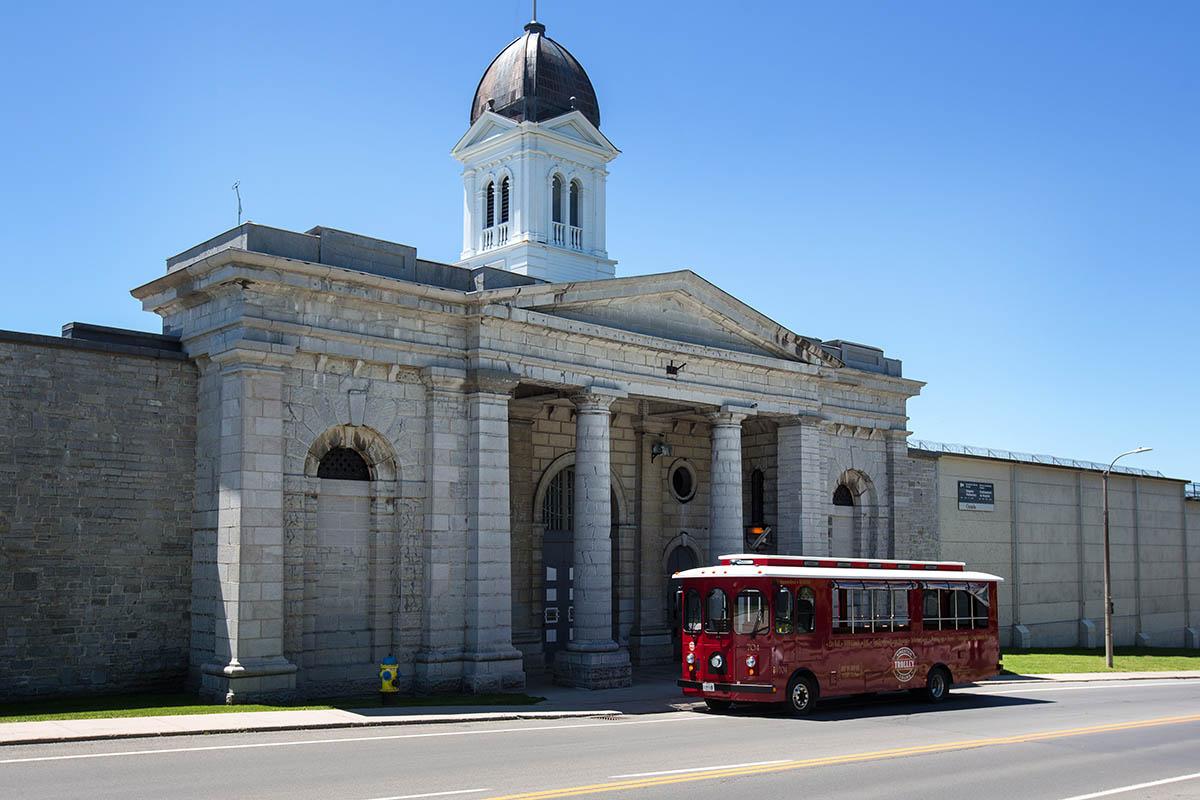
(0, 692), (544, 723)
(1001, 647), (1200, 674)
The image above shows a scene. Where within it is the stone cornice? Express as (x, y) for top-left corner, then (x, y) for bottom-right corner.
(131, 248), (471, 316)
(466, 368), (520, 396)
(420, 365), (468, 393)
(211, 340), (296, 371)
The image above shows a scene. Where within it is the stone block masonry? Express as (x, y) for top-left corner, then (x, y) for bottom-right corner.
(0, 331), (196, 699)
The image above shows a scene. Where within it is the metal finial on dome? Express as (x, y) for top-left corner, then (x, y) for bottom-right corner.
(525, 0), (544, 31)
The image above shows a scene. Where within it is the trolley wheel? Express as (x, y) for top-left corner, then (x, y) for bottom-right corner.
(704, 698), (732, 712)
(923, 666), (951, 703)
(785, 674), (818, 716)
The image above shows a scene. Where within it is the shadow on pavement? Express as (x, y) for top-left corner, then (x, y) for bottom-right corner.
(706, 689), (1051, 722)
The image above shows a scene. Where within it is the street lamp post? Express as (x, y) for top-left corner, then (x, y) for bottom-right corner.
(1102, 446), (1152, 669)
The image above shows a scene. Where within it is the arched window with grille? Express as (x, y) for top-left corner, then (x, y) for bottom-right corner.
(484, 180), (495, 229)
(499, 176), (510, 224)
(543, 466), (574, 532)
(317, 447), (371, 481)
(551, 175), (564, 224)
(569, 180), (581, 227)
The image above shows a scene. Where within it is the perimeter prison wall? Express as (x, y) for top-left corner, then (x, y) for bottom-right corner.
(0, 329), (196, 699)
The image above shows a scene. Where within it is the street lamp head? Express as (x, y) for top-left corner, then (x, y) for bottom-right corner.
(1106, 446), (1153, 475)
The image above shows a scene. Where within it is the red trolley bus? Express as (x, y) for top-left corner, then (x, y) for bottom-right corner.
(675, 554), (1002, 715)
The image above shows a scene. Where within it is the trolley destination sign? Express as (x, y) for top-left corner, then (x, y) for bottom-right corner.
(958, 480), (995, 511)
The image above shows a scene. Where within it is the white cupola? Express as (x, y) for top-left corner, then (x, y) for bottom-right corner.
(452, 20), (619, 283)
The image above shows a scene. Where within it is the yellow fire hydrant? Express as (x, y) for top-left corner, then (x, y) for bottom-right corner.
(379, 656), (400, 705)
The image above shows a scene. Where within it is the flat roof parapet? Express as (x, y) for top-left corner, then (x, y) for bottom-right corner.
(821, 339), (902, 377)
(165, 222), (542, 293)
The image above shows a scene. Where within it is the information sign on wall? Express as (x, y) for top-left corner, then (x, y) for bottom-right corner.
(958, 480), (995, 511)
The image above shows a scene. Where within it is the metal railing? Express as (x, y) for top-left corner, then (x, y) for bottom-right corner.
(1187, 482), (1200, 500)
(908, 439), (1168, 479)
(481, 222), (509, 251)
(552, 221), (584, 251)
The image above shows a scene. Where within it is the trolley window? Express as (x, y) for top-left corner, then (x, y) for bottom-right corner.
(833, 581), (915, 634)
(921, 582), (990, 630)
(683, 589), (702, 633)
(796, 586), (815, 633)
(774, 586), (793, 635)
(733, 590), (769, 636)
(705, 588), (729, 633)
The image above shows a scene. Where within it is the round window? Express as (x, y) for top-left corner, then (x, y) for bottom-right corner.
(669, 460), (697, 503)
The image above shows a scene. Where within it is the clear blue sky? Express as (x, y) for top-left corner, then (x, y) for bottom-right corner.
(2, 2), (1197, 480)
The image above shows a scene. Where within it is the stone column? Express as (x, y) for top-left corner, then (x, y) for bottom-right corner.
(555, 386), (631, 688)
(708, 405), (754, 558)
(776, 416), (828, 556)
(462, 370), (526, 692)
(508, 413), (540, 664)
(201, 349), (297, 703)
(414, 366), (469, 692)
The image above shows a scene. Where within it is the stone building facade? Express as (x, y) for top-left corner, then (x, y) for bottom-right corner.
(0, 18), (1196, 702)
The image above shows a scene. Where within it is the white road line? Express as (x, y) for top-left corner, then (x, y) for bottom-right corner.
(611, 760), (789, 778)
(361, 789), (490, 800)
(973, 680), (1188, 696)
(1057, 771), (1200, 800)
(0, 714), (713, 766)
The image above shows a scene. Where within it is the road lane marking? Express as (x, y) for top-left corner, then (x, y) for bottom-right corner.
(362, 790), (491, 800)
(1057, 772), (1200, 800)
(610, 760), (789, 778)
(478, 713), (1200, 800)
(974, 680), (1190, 695)
(0, 715), (714, 766)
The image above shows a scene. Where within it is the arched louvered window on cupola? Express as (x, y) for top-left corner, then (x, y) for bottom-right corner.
(569, 179), (581, 228)
(500, 177), (511, 224)
(551, 175), (564, 224)
(484, 181), (495, 229)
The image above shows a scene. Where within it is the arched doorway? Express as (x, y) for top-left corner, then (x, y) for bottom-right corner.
(831, 483), (855, 556)
(314, 446), (373, 677)
(540, 465), (620, 664)
(666, 543), (699, 659)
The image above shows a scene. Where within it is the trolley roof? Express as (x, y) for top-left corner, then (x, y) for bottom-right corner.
(674, 565), (1003, 582)
(716, 554), (968, 571)
(675, 556), (1003, 583)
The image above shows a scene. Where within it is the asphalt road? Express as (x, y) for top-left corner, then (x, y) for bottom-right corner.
(3, 680), (1199, 800)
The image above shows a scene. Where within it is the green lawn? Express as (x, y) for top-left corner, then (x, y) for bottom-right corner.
(1000, 647), (1200, 675)
(0, 692), (544, 724)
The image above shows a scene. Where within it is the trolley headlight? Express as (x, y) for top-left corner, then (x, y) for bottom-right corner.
(745, 655), (757, 669)
(686, 653), (696, 665)
(710, 653), (724, 669)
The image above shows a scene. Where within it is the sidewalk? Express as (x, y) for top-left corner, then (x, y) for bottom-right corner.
(977, 670), (1200, 684)
(2, 668), (1196, 747)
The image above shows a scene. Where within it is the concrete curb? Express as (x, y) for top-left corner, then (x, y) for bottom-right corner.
(0, 710), (622, 748)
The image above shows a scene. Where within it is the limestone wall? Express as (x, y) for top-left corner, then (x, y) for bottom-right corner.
(0, 333), (196, 698)
(927, 453), (1194, 648)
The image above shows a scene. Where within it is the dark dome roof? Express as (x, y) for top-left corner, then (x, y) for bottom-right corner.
(471, 21), (601, 129)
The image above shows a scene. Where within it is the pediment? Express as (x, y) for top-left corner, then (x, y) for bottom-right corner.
(499, 272), (841, 367)
(541, 114), (613, 150)
(451, 111), (519, 153)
